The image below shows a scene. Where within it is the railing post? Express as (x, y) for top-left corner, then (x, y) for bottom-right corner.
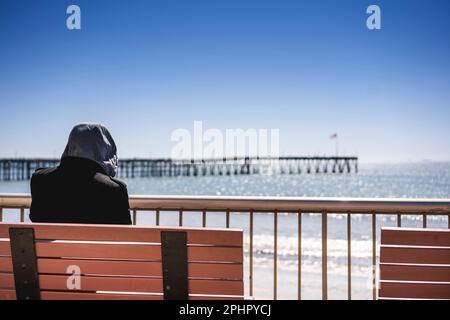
(372, 212), (377, 300)
(347, 212), (352, 300)
(132, 209), (137, 225)
(226, 210), (230, 228)
(322, 211), (328, 300)
(273, 210), (278, 300)
(0, 208), (3, 222)
(249, 210), (254, 297)
(202, 210), (206, 228)
(20, 208), (25, 223)
(156, 209), (160, 226)
(298, 211), (302, 300)
(179, 210), (183, 227)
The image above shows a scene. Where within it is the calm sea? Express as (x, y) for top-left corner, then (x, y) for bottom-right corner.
(1, 162), (449, 299)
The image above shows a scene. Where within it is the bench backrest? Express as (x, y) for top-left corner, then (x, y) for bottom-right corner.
(0, 222), (244, 300)
(379, 227), (450, 300)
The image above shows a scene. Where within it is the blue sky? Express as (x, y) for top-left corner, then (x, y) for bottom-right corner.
(0, 0), (449, 162)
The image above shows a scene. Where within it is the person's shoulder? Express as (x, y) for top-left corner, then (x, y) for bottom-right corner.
(31, 167), (58, 179)
(110, 176), (128, 190)
(94, 172), (128, 190)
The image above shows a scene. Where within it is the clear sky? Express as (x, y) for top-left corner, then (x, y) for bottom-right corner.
(0, 0), (449, 162)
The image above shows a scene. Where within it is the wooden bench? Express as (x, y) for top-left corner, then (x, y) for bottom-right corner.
(0, 222), (245, 300)
(379, 227), (450, 300)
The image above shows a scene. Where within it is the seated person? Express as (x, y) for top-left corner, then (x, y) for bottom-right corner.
(30, 123), (131, 224)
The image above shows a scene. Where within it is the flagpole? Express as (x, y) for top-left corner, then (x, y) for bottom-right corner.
(335, 136), (339, 157)
(330, 133), (339, 156)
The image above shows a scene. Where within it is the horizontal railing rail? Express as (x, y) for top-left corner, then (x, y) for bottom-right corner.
(1, 194), (449, 213)
(1, 193), (449, 300)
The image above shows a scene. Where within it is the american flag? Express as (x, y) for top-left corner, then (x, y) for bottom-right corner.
(329, 133), (337, 139)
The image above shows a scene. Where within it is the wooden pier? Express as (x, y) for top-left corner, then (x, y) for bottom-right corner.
(0, 156), (358, 181)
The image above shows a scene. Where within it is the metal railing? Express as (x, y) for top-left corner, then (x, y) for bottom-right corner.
(1, 193), (449, 300)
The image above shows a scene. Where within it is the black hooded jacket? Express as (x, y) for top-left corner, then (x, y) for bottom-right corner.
(30, 124), (131, 224)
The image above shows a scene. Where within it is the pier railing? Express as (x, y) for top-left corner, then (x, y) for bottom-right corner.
(1, 194), (449, 300)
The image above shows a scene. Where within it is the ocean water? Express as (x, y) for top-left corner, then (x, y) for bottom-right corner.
(1, 162), (449, 300)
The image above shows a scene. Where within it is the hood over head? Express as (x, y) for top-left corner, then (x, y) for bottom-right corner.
(61, 123), (118, 177)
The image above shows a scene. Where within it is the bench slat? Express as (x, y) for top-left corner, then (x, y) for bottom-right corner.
(380, 246), (450, 264)
(0, 272), (14, 287)
(42, 291), (163, 300)
(40, 291), (244, 300)
(187, 262), (243, 280)
(0, 240), (9, 256)
(380, 264), (450, 282)
(381, 228), (450, 247)
(0, 289), (16, 300)
(0, 273), (244, 295)
(0, 223), (243, 247)
(188, 247), (243, 263)
(0, 290), (244, 300)
(0, 241), (243, 263)
(379, 281), (450, 299)
(38, 242), (161, 260)
(0, 257), (243, 280)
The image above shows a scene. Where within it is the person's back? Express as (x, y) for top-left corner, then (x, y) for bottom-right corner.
(30, 123), (131, 225)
